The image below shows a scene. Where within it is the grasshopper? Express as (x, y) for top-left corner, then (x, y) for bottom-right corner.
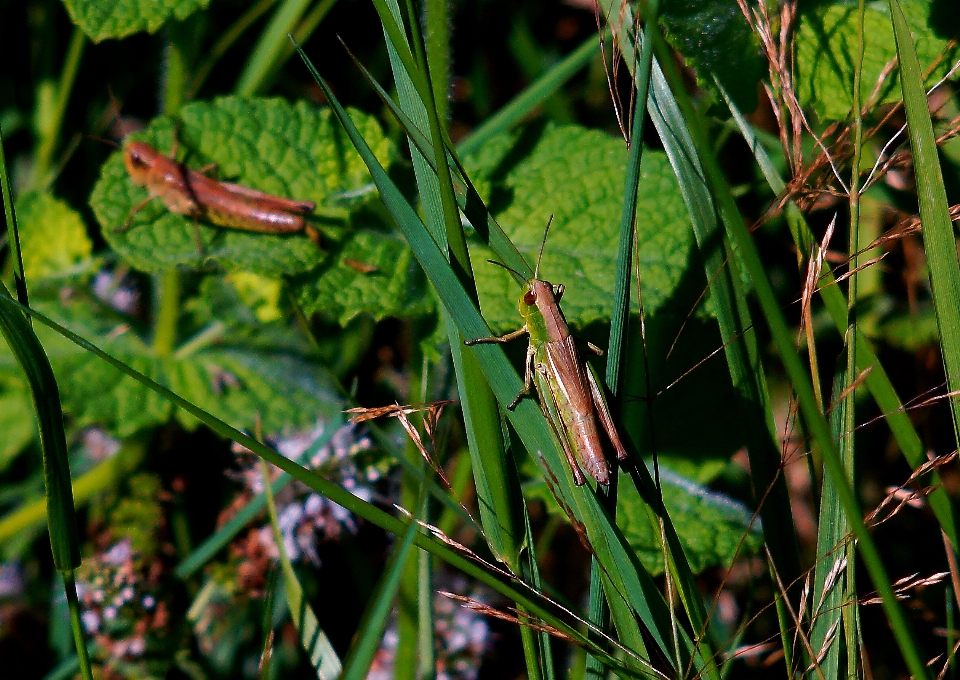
(117, 140), (320, 253)
(466, 220), (628, 486)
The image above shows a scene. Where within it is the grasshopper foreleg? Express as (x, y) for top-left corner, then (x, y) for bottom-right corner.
(464, 325), (528, 346)
(115, 195), (155, 233)
(508, 345), (537, 410)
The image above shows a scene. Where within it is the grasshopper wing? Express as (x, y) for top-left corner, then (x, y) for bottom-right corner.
(532, 365), (588, 486)
(585, 365), (629, 461)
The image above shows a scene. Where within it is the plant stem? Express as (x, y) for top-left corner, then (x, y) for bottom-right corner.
(31, 26), (85, 190)
(63, 571), (93, 680)
(153, 269), (181, 356)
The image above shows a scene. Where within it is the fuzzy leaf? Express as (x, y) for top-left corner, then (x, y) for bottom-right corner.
(526, 466), (761, 576)
(797, 0), (960, 121)
(15, 191), (94, 281)
(61, 0), (209, 42)
(464, 123), (692, 332)
(91, 96), (394, 277)
(617, 467), (763, 575)
(0, 292), (341, 438)
(291, 228), (434, 325)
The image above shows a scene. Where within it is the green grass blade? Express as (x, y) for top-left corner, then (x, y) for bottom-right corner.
(811, 369), (856, 677)
(339, 474), (425, 680)
(0, 440), (145, 542)
(648, 25), (930, 679)
(2, 295), (639, 673)
(342, 44), (532, 280)
(173, 415), (343, 579)
(719, 67), (960, 552)
(456, 37), (598, 157)
(377, 0), (527, 578)
(1, 112), (29, 307)
(261, 458), (342, 679)
(235, 0), (313, 96)
(889, 0), (960, 446)
(295, 44), (731, 675)
(598, 1), (804, 641)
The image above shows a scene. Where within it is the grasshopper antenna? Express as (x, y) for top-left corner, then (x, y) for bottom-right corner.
(534, 214), (554, 279)
(487, 259), (526, 284)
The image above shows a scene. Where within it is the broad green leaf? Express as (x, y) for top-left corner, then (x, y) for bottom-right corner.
(0, 292), (340, 437)
(0, 383), (36, 472)
(15, 192), (94, 281)
(527, 466), (761, 576)
(464, 124), (693, 332)
(290, 227), (434, 324)
(91, 96), (394, 277)
(660, 0), (763, 113)
(61, 0), (209, 42)
(797, 0), (960, 121)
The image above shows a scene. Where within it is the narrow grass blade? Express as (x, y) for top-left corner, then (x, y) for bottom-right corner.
(2, 295), (637, 673)
(647, 24), (930, 679)
(377, 0), (527, 579)
(261, 458), (342, 679)
(720, 79), (960, 551)
(889, 0), (960, 446)
(0, 125), (28, 305)
(339, 473), (425, 680)
(457, 37), (599, 157)
(295, 44), (724, 676)
(235, 0), (313, 96)
(174, 416), (342, 579)
(0, 440), (145, 542)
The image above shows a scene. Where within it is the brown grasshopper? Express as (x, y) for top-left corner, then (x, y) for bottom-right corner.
(117, 140), (320, 252)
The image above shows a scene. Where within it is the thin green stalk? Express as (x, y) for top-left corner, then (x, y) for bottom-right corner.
(457, 37), (598, 157)
(152, 269), (181, 356)
(62, 572), (93, 680)
(32, 26), (85, 190)
(188, 0), (278, 99)
(268, 0), (339, 89)
(0, 124), (27, 307)
(235, 0), (313, 96)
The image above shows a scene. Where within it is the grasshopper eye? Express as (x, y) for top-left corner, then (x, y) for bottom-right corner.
(128, 151), (148, 168)
(523, 290), (537, 306)
(554, 284), (564, 300)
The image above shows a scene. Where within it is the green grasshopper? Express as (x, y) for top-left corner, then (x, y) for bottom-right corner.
(466, 220), (628, 486)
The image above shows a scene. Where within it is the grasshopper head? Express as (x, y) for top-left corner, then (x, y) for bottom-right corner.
(518, 278), (560, 319)
(123, 141), (159, 184)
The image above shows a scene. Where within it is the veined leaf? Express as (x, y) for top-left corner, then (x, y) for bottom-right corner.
(797, 0), (960, 120)
(91, 96), (394, 277)
(0, 292), (340, 437)
(15, 192), (94, 281)
(62, 0), (210, 42)
(464, 124), (692, 331)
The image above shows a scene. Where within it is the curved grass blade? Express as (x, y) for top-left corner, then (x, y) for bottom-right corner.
(719, 77), (960, 550)
(456, 37), (599, 157)
(890, 0), (960, 448)
(174, 416), (343, 579)
(646, 22), (931, 679)
(1, 295), (642, 676)
(0, 439), (145, 542)
(261, 458), (341, 679)
(295, 43), (728, 677)
(339, 470), (425, 680)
